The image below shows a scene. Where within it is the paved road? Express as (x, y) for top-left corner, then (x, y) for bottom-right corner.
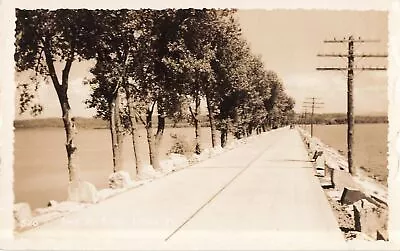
(13, 127), (346, 250)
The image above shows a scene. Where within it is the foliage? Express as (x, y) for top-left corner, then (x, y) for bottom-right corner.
(15, 9), (98, 113)
(16, 8), (298, 176)
(168, 133), (194, 156)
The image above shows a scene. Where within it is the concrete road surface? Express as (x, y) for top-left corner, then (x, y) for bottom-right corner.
(12, 127), (347, 250)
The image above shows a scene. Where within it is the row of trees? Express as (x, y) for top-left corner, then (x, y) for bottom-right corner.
(15, 9), (295, 188)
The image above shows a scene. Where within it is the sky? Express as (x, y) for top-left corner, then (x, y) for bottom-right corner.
(15, 9), (388, 120)
(237, 9), (388, 115)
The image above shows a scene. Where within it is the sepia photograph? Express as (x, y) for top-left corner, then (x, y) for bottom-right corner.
(2, 1), (399, 249)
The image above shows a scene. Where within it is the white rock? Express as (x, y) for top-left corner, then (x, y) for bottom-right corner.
(47, 200), (58, 207)
(169, 153), (189, 169)
(199, 149), (211, 159)
(159, 159), (175, 173)
(326, 190), (341, 200)
(355, 198), (378, 211)
(225, 142), (236, 150)
(13, 203), (32, 228)
(108, 171), (133, 189)
(197, 152), (209, 162)
(137, 164), (162, 180)
(315, 168), (326, 177)
(315, 154), (326, 170)
(209, 146), (224, 157)
(187, 154), (201, 164)
(68, 181), (99, 204)
(309, 141), (317, 152)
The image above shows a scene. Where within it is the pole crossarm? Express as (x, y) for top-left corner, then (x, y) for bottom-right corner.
(316, 67), (387, 71)
(303, 102), (324, 105)
(302, 97), (323, 137)
(317, 53), (387, 58)
(316, 35), (387, 175)
(323, 39), (380, 43)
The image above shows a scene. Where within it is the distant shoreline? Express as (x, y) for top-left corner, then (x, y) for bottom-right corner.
(297, 113), (388, 125)
(13, 117), (210, 129)
(14, 114), (388, 129)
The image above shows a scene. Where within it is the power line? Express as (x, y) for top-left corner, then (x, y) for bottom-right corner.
(302, 97), (324, 137)
(316, 35), (387, 175)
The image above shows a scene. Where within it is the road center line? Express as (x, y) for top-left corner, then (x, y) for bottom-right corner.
(164, 131), (285, 242)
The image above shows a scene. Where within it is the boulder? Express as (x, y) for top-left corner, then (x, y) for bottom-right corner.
(209, 146), (224, 157)
(199, 149), (211, 159)
(108, 171), (133, 189)
(225, 142), (236, 150)
(187, 154), (201, 165)
(13, 203), (32, 228)
(47, 200), (58, 207)
(340, 187), (367, 205)
(376, 230), (388, 241)
(169, 153), (189, 169)
(68, 181), (99, 204)
(159, 159), (175, 173)
(137, 164), (162, 180)
(309, 141), (317, 152)
(352, 199), (381, 238)
(315, 154), (326, 177)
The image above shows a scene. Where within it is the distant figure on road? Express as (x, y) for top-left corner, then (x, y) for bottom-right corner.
(290, 124), (294, 129)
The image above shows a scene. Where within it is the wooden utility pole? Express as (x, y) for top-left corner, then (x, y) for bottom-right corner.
(317, 36), (387, 175)
(303, 97), (324, 137)
(302, 108), (307, 129)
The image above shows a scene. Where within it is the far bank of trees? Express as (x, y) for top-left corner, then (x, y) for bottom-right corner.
(295, 113), (388, 125)
(15, 9), (295, 187)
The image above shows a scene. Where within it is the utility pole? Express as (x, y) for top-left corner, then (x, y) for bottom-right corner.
(303, 108), (308, 129)
(301, 109), (306, 128)
(317, 35), (387, 175)
(303, 97), (324, 137)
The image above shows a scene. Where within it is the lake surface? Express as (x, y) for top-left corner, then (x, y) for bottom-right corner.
(14, 126), (217, 210)
(305, 123), (388, 184)
(14, 123), (388, 210)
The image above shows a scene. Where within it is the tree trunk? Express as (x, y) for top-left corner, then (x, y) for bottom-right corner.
(262, 124), (266, 132)
(109, 89), (123, 173)
(61, 97), (80, 182)
(234, 130), (241, 140)
(125, 89), (143, 175)
(43, 43), (80, 183)
(145, 103), (160, 170)
(206, 94), (217, 148)
(221, 128), (228, 148)
(154, 102), (165, 165)
(115, 90), (124, 169)
(155, 104), (165, 146)
(190, 94), (202, 154)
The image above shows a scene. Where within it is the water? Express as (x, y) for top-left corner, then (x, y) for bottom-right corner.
(14, 123), (388, 210)
(14, 126), (215, 210)
(304, 123), (388, 184)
